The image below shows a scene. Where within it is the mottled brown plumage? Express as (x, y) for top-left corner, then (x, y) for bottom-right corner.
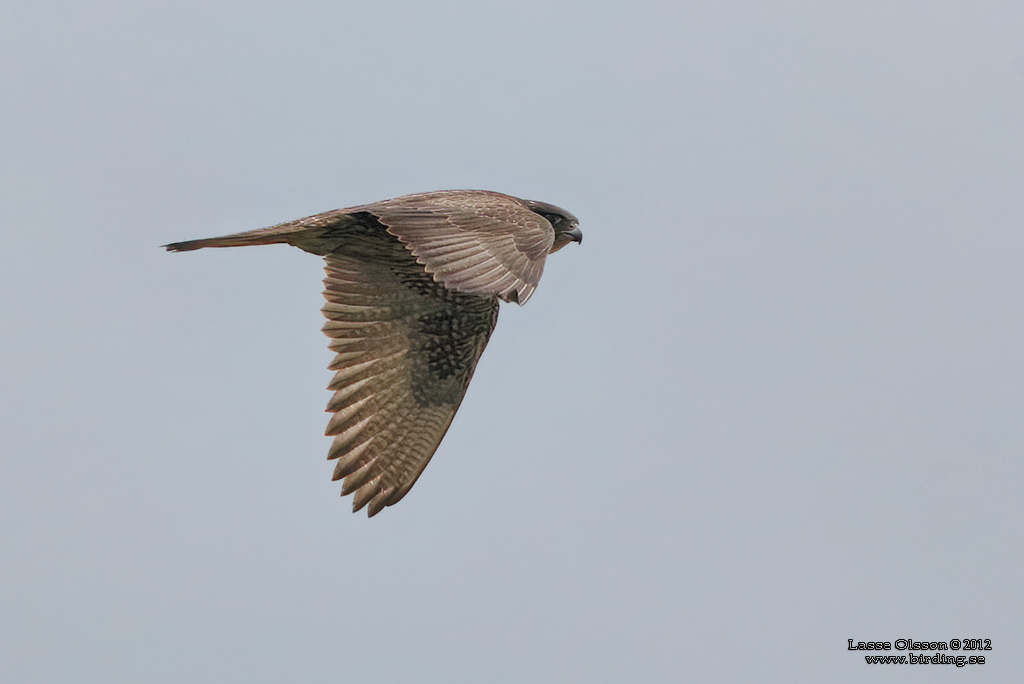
(165, 190), (581, 516)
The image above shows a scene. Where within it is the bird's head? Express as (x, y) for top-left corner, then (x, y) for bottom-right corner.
(526, 199), (582, 253)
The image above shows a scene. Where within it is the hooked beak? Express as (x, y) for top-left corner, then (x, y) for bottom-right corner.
(551, 224), (583, 253)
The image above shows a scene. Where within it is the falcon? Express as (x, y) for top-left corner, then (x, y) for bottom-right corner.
(165, 190), (581, 516)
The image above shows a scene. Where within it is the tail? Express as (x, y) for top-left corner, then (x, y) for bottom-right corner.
(165, 208), (357, 253)
(163, 229), (298, 252)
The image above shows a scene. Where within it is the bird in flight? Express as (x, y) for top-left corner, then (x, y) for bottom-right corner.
(165, 190), (581, 516)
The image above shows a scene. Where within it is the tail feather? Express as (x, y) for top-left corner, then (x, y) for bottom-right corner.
(164, 208), (362, 253)
(165, 207), (365, 253)
(163, 230), (298, 252)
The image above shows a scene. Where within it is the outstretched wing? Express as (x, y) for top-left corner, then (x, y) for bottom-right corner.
(320, 242), (499, 516)
(361, 190), (556, 304)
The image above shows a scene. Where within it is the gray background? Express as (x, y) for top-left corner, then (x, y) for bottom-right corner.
(3, 1), (1022, 681)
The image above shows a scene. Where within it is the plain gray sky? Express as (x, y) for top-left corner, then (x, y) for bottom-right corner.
(3, 1), (1022, 681)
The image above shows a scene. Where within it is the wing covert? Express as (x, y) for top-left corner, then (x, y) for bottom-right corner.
(363, 191), (556, 303)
